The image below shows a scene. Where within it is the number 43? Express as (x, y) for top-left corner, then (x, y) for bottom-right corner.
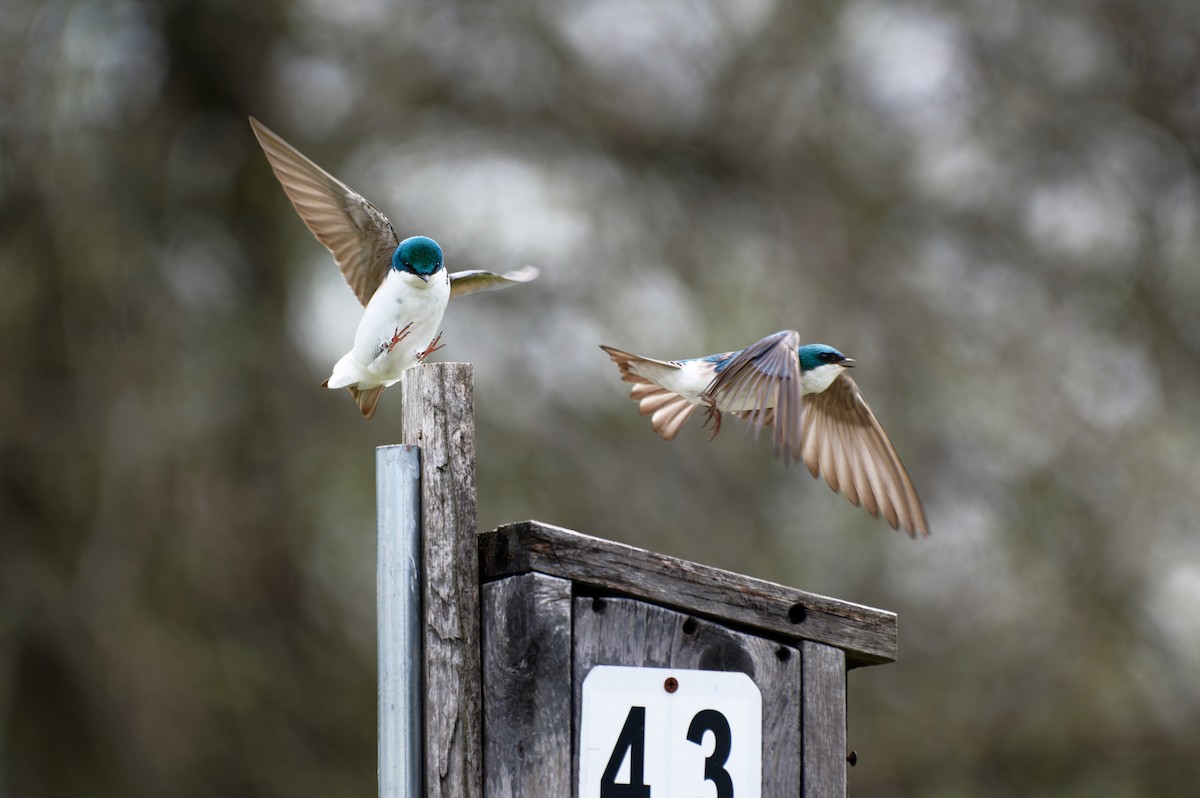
(600, 706), (735, 798)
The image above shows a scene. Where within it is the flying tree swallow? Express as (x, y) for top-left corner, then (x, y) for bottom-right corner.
(601, 330), (929, 537)
(249, 117), (538, 418)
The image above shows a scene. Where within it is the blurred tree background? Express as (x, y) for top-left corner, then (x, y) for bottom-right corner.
(3, 0), (1200, 795)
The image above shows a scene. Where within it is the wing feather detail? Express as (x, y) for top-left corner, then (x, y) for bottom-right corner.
(449, 266), (539, 298)
(703, 330), (804, 462)
(802, 374), (928, 537)
(250, 117), (397, 306)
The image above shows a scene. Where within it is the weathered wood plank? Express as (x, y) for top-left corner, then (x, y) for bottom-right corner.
(801, 641), (847, 798)
(573, 596), (802, 796)
(481, 521), (897, 667)
(481, 574), (573, 798)
(401, 363), (481, 798)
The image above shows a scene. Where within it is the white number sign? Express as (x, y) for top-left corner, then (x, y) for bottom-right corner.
(579, 666), (762, 798)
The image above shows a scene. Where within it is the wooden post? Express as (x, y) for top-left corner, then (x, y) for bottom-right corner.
(400, 363), (482, 798)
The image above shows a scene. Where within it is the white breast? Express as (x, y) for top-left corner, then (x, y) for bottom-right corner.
(351, 269), (451, 383)
(800, 363), (845, 394)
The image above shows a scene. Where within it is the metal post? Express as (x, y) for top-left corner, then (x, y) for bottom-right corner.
(377, 444), (423, 798)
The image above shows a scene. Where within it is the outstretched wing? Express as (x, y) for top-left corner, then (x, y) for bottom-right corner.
(449, 266), (539, 299)
(802, 374), (929, 537)
(702, 330), (805, 463)
(250, 117), (397, 306)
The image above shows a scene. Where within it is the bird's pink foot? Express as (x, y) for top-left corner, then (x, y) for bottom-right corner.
(416, 331), (446, 362)
(379, 322), (414, 356)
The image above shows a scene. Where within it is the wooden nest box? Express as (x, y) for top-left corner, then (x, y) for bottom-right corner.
(479, 521), (896, 798)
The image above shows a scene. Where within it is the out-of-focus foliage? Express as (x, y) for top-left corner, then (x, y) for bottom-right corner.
(3, 0), (1199, 795)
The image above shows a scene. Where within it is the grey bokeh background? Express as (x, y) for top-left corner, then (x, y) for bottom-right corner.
(4, 0), (1200, 795)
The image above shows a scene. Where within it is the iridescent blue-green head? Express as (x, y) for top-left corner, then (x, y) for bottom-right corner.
(797, 344), (855, 372)
(392, 236), (444, 281)
(797, 344), (855, 394)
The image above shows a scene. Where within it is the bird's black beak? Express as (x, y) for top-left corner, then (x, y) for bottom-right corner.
(418, 274), (429, 283)
(841, 357), (856, 367)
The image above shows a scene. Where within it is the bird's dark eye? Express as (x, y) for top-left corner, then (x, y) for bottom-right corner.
(819, 352), (835, 362)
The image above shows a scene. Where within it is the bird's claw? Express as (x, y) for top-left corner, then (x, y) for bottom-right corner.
(416, 331), (445, 362)
(379, 322), (415, 356)
(700, 395), (722, 440)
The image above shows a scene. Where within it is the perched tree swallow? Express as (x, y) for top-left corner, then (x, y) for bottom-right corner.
(601, 330), (928, 537)
(249, 117), (537, 418)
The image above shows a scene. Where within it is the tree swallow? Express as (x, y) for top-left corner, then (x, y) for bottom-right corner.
(249, 117), (538, 418)
(601, 330), (928, 537)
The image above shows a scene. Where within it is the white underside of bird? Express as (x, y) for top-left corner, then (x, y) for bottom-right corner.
(326, 268), (451, 390)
